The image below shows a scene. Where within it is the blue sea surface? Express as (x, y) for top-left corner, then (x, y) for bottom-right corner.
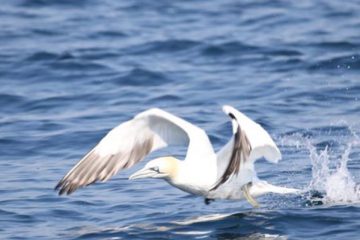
(1, 0), (360, 239)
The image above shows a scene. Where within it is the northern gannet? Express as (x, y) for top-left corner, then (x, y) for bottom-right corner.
(55, 105), (298, 207)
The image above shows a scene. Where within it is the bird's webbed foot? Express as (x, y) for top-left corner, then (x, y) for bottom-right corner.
(241, 182), (260, 208)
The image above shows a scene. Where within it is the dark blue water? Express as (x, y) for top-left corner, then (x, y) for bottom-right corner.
(1, 0), (360, 239)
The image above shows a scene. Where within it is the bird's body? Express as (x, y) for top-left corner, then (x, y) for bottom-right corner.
(56, 105), (299, 207)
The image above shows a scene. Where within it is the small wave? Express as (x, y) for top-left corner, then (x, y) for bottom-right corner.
(147, 94), (181, 104)
(22, 50), (110, 72)
(50, 209), (85, 220)
(308, 54), (360, 71)
(263, 48), (302, 57)
(0, 93), (28, 114)
(113, 68), (170, 86)
(201, 41), (259, 57)
(0, 209), (39, 224)
(24, 51), (74, 62)
(87, 30), (128, 40)
(310, 41), (360, 50)
(0, 93), (26, 105)
(128, 39), (201, 55)
(48, 59), (108, 71)
(30, 28), (61, 37)
(23, 94), (100, 112)
(19, 0), (95, 8)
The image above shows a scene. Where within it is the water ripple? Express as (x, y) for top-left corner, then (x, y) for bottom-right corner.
(1, 0), (359, 239)
(113, 68), (171, 86)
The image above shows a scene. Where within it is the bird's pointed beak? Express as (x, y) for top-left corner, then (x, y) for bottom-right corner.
(129, 167), (158, 180)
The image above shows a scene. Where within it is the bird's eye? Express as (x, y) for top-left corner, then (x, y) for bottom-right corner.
(151, 167), (160, 173)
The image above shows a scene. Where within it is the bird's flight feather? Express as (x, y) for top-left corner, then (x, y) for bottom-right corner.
(55, 108), (214, 195)
(211, 105), (281, 192)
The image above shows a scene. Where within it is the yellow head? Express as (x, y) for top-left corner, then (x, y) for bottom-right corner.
(129, 156), (180, 180)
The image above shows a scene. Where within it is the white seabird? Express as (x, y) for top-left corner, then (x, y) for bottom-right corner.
(55, 105), (299, 207)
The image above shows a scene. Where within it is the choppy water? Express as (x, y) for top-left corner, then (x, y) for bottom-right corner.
(1, 0), (360, 239)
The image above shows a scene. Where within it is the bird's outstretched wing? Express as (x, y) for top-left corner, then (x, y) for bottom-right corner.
(55, 108), (214, 195)
(212, 105), (281, 191)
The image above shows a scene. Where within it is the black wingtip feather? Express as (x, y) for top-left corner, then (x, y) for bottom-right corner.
(228, 113), (236, 119)
(54, 181), (63, 191)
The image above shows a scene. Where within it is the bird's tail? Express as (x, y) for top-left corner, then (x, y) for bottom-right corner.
(250, 180), (301, 196)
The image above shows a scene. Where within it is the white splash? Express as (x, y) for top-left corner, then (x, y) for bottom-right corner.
(308, 142), (360, 204)
(280, 125), (360, 205)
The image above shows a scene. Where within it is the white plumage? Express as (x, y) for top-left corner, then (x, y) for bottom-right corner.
(56, 105), (298, 207)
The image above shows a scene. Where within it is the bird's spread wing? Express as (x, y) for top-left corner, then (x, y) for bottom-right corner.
(55, 108), (214, 195)
(211, 105), (281, 191)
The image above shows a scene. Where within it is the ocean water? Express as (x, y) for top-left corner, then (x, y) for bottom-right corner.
(1, 0), (360, 239)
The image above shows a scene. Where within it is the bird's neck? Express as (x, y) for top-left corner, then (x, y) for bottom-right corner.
(161, 156), (181, 180)
(164, 159), (182, 183)
(165, 160), (215, 196)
